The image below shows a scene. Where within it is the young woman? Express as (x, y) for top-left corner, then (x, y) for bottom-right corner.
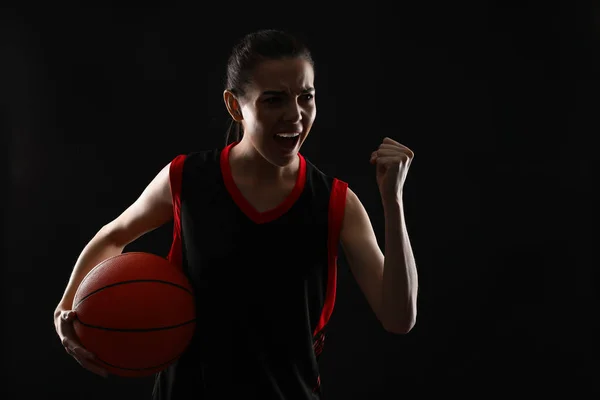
(54, 29), (418, 399)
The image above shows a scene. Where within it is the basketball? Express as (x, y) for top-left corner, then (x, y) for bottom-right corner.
(72, 252), (196, 377)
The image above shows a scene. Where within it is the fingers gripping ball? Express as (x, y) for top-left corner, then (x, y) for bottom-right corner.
(73, 252), (196, 377)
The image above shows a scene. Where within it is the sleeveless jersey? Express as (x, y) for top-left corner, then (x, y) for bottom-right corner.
(152, 142), (348, 400)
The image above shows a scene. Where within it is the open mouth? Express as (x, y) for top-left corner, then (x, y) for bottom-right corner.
(273, 133), (300, 151)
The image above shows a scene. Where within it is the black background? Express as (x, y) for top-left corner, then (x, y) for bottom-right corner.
(2, 3), (597, 399)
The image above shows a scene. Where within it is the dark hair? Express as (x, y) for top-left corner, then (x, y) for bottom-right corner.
(224, 29), (314, 146)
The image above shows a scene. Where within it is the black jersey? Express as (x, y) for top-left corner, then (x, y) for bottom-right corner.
(152, 142), (348, 399)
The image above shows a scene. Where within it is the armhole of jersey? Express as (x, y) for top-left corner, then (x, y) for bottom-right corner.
(167, 154), (186, 269)
(314, 178), (348, 337)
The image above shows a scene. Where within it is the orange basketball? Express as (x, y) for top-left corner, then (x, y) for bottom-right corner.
(72, 252), (196, 377)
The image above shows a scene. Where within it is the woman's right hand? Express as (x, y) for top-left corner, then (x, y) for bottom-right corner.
(54, 309), (109, 378)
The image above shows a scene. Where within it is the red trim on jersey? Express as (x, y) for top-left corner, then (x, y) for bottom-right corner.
(220, 141), (307, 224)
(314, 178), (348, 336)
(312, 375), (321, 394)
(167, 154), (186, 270)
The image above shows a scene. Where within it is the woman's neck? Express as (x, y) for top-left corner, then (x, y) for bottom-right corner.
(228, 138), (298, 185)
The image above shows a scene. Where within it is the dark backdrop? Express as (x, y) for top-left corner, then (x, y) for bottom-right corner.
(2, 3), (597, 399)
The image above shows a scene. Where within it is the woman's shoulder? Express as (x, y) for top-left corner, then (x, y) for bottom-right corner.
(302, 156), (349, 191)
(303, 156), (344, 180)
(170, 147), (222, 164)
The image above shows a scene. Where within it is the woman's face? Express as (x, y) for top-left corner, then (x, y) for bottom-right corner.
(231, 57), (316, 167)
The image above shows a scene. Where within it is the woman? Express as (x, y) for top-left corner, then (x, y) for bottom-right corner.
(54, 29), (418, 399)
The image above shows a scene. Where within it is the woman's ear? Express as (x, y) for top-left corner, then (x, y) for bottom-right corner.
(223, 90), (243, 122)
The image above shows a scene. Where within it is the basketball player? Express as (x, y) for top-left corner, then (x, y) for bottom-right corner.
(54, 29), (418, 399)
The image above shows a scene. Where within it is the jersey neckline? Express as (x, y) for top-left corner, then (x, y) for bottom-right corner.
(220, 141), (307, 224)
